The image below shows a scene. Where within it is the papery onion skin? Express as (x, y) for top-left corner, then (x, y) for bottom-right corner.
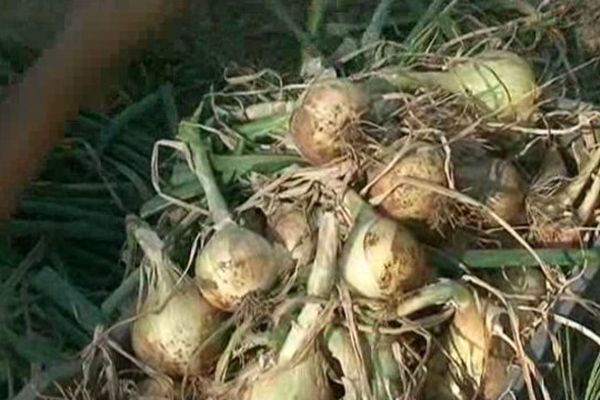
(266, 203), (315, 266)
(397, 280), (513, 400)
(291, 79), (369, 165)
(195, 220), (284, 311)
(340, 211), (430, 299)
(131, 281), (226, 377)
(369, 142), (447, 227)
(243, 351), (333, 400)
(455, 157), (526, 226)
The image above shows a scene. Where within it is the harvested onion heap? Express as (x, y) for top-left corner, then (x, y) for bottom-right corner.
(379, 50), (540, 122)
(129, 217), (225, 378)
(179, 127), (289, 311)
(396, 279), (515, 400)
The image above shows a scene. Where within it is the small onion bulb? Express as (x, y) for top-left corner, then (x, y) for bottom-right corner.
(369, 141), (448, 227)
(129, 221), (225, 377)
(291, 78), (369, 165)
(340, 190), (430, 299)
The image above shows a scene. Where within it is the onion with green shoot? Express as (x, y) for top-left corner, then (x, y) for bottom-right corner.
(178, 126), (288, 311)
(339, 187), (431, 300)
(128, 217), (226, 377)
(379, 50), (539, 122)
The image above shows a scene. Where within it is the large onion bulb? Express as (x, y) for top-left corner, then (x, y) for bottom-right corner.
(340, 189), (430, 299)
(179, 128), (286, 311)
(380, 50), (539, 122)
(291, 78), (369, 165)
(129, 219), (225, 377)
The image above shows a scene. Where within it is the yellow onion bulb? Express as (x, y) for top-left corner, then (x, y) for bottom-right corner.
(195, 220), (285, 311)
(243, 351), (333, 400)
(130, 234), (226, 378)
(381, 50), (539, 122)
(369, 142), (447, 227)
(291, 79), (369, 165)
(178, 128), (286, 312)
(340, 195), (430, 299)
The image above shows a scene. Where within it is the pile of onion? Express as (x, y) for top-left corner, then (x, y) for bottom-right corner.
(290, 78), (370, 165)
(379, 50), (539, 122)
(396, 279), (514, 400)
(339, 188), (431, 300)
(242, 212), (339, 400)
(128, 217), (225, 377)
(368, 140), (448, 229)
(179, 128), (288, 311)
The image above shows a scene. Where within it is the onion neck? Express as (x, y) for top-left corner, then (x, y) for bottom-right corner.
(375, 67), (451, 92)
(396, 279), (473, 318)
(179, 124), (232, 225)
(342, 189), (379, 227)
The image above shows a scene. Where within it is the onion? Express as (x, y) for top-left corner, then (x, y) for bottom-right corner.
(527, 145), (600, 247)
(396, 279), (513, 400)
(368, 141), (448, 228)
(129, 218), (225, 377)
(340, 189), (431, 300)
(136, 376), (176, 399)
(380, 50), (539, 122)
(266, 202), (315, 267)
(179, 129), (287, 311)
(290, 78), (369, 165)
(242, 212), (338, 400)
(454, 156), (527, 226)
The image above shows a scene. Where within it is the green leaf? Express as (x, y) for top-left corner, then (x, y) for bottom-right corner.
(30, 267), (107, 334)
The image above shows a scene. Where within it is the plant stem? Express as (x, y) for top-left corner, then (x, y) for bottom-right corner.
(278, 212), (338, 364)
(178, 123), (232, 225)
(395, 279), (472, 318)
